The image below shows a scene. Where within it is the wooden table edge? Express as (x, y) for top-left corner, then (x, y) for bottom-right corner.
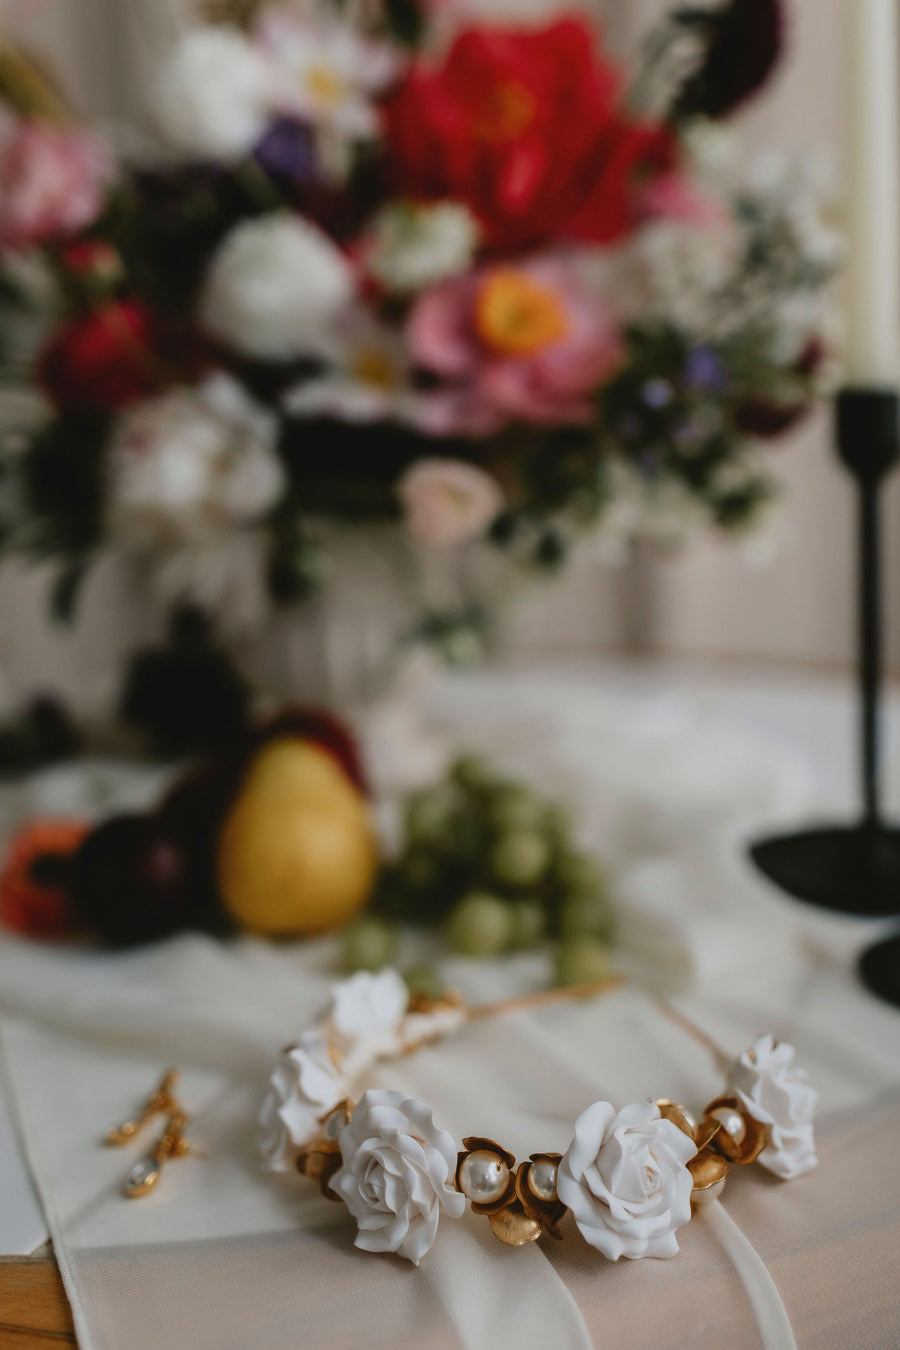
(0, 1254), (77, 1348)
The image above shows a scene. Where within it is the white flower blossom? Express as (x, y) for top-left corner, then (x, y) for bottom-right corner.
(259, 12), (400, 139)
(323, 969), (409, 1075)
(106, 374), (283, 550)
(367, 202), (481, 295)
(727, 1035), (818, 1180)
(106, 375), (283, 634)
(558, 1100), (696, 1261)
(334, 1089), (465, 1264)
(150, 29), (273, 162)
(600, 218), (739, 334)
(259, 1032), (347, 1172)
(200, 213), (355, 361)
(283, 309), (423, 425)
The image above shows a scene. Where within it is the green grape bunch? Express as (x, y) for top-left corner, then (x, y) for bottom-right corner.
(342, 755), (616, 989)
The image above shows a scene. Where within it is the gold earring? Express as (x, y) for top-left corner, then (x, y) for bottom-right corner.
(105, 1069), (181, 1146)
(123, 1107), (201, 1199)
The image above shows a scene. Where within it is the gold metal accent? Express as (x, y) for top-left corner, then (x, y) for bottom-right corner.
(122, 1108), (198, 1199)
(688, 1150), (729, 1192)
(702, 1096), (767, 1165)
(693, 1116), (723, 1152)
(515, 1155), (566, 1239)
(488, 1204), (542, 1247)
(106, 1069), (181, 1146)
(297, 1140), (343, 1201)
(654, 999), (733, 1075)
(408, 990), (465, 1016)
(655, 1099), (697, 1139)
(467, 976), (625, 1023)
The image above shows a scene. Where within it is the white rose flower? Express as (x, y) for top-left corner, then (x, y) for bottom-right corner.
(558, 1100), (697, 1261)
(398, 458), (504, 549)
(200, 214), (354, 361)
(150, 29), (273, 162)
(367, 203), (480, 295)
(324, 969), (409, 1075)
(334, 1089), (465, 1264)
(106, 374), (284, 551)
(727, 1035), (818, 1180)
(259, 1032), (347, 1173)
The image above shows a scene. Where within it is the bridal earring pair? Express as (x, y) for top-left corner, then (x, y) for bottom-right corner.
(105, 1068), (201, 1198)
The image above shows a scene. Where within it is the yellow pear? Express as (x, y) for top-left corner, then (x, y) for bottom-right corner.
(217, 739), (379, 937)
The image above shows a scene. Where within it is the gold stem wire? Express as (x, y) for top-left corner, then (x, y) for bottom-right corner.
(467, 975), (626, 1023)
(654, 998), (733, 1073)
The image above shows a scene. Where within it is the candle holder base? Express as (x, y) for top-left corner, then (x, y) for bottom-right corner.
(750, 823), (900, 918)
(858, 932), (900, 1007)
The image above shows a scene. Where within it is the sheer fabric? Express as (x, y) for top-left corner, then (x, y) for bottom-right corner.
(1, 677), (899, 1348)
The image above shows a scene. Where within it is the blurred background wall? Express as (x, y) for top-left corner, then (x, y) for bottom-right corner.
(2, 0), (898, 676)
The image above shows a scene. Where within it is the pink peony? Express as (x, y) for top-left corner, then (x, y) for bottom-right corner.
(398, 457), (504, 547)
(407, 255), (622, 435)
(0, 119), (109, 252)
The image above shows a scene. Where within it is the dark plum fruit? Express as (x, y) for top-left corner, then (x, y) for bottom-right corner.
(160, 759), (240, 846)
(69, 815), (221, 948)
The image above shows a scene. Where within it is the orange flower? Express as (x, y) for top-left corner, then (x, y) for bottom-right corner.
(0, 820), (90, 939)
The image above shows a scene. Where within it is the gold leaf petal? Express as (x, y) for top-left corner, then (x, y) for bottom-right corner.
(489, 1203), (542, 1246)
(655, 1099), (697, 1140)
(688, 1149), (730, 1190)
(703, 1096), (768, 1165)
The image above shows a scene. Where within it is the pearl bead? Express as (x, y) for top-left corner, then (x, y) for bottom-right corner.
(323, 1106), (350, 1140)
(710, 1106), (746, 1145)
(528, 1160), (559, 1203)
(460, 1150), (510, 1204)
(692, 1177), (726, 1207)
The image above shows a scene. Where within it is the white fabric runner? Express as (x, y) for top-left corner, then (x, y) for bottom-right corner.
(1, 666), (899, 1348)
(701, 1203), (798, 1350)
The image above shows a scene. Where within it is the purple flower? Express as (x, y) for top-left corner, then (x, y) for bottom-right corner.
(253, 118), (317, 184)
(684, 346), (725, 392)
(642, 378), (674, 410)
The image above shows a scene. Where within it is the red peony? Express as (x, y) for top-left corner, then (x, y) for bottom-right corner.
(38, 299), (183, 412)
(382, 18), (674, 250)
(0, 819), (90, 939)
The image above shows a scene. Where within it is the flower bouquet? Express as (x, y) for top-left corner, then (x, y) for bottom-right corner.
(0, 0), (837, 753)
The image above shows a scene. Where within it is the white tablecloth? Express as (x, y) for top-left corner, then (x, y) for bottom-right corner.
(1, 661), (898, 1350)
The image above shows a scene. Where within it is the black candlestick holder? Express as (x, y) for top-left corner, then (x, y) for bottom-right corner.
(749, 388), (900, 1006)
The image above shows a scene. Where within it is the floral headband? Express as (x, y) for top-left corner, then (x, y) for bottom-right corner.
(260, 970), (817, 1267)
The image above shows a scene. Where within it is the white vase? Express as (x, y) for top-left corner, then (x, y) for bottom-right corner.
(0, 553), (165, 723)
(0, 529), (453, 794)
(239, 524), (452, 795)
